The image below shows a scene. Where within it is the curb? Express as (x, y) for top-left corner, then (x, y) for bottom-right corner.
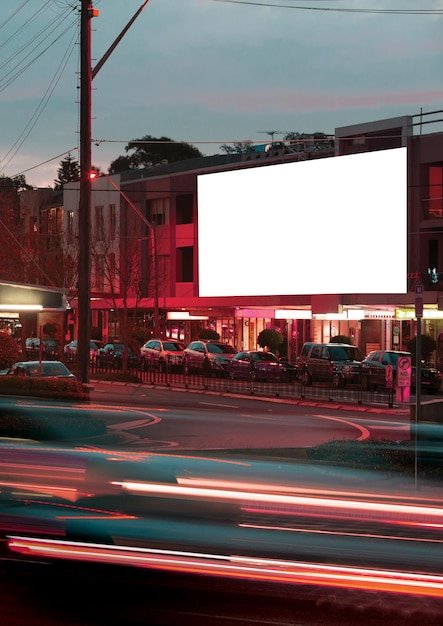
(90, 378), (410, 416)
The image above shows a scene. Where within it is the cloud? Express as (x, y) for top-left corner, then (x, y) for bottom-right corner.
(148, 87), (443, 113)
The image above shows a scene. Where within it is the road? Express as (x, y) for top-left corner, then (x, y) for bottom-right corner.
(1, 386), (437, 626)
(84, 381), (410, 451)
(2, 558), (442, 626)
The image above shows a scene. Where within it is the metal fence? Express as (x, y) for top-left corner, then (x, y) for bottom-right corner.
(88, 358), (404, 410)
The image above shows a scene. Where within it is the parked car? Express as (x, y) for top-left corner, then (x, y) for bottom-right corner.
(183, 340), (236, 376)
(140, 338), (185, 372)
(24, 337), (61, 361)
(97, 343), (139, 368)
(360, 350), (442, 394)
(229, 350), (296, 382)
(298, 342), (364, 388)
(2, 360), (77, 380)
(279, 358), (299, 382)
(64, 339), (104, 362)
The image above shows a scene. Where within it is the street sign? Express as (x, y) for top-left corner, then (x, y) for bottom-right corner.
(396, 355), (411, 388)
(415, 282), (423, 318)
(385, 364), (394, 388)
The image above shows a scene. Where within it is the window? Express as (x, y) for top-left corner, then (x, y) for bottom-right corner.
(95, 206), (105, 241)
(429, 239), (438, 272)
(109, 252), (116, 289)
(93, 255), (105, 291)
(108, 204), (116, 240)
(148, 198), (169, 226)
(428, 165), (443, 218)
(67, 210), (74, 243)
(176, 194), (193, 224)
(176, 246), (193, 282)
(352, 136), (366, 146)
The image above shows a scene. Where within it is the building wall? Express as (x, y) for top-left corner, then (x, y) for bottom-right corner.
(17, 113), (443, 359)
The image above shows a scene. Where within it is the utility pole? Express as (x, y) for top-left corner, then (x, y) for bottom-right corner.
(77, 1), (95, 383)
(77, 1), (150, 383)
(414, 281), (423, 489)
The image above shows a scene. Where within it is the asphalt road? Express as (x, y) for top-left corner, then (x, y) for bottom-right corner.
(84, 381), (411, 452)
(0, 387), (439, 626)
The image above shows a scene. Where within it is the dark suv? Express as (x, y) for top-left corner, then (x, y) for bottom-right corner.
(298, 342), (364, 388)
(361, 349), (441, 394)
(183, 340), (236, 376)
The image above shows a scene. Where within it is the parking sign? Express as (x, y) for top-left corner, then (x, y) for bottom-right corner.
(396, 356), (411, 387)
(385, 364), (394, 388)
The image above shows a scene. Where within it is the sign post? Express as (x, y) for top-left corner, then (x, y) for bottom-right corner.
(414, 282), (423, 489)
(396, 355), (411, 405)
(385, 364), (393, 388)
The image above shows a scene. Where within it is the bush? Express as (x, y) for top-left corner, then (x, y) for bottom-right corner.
(198, 328), (220, 341)
(131, 326), (151, 347)
(0, 332), (20, 369)
(305, 438), (442, 478)
(0, 375), (89, 401)
(257, 329), (283, 353)
(330, 335), (353, 345)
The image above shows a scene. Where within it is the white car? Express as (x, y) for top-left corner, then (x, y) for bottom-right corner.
(140, 339), (185, 372)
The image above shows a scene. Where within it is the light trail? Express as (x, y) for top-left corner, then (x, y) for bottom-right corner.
(112, 479), (443, 529)
(8, 536), (443, 598)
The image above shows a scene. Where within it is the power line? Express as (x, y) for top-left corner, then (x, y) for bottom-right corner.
(0, 2), (78, 178)
(0, 28), (78, 171)
(212, 0), (443, 15)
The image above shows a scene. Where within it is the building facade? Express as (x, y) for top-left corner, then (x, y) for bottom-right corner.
(19, 110), (443, 364)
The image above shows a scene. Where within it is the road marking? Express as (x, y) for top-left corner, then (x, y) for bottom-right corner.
(343, 417), (410, 431)
(367, 424), (409, 431)
(313, 414), (371, 441)
(107, 417), (161, 430)
(200, 401), (239, 409)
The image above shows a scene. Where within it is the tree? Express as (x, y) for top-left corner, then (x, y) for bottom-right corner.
(407, 334), (437, 365)
(283, 131), (335, 154)
(43, 323), (57, 338)
(54, 153), (80, 189)
(0, 332), (20, 369)
(108, 135), (203, 174)
(257, 329), (283, 354)
(10, 175), (32, 192)
(0, 176), (27, 282)
(90, 204), (144, 371)
(219, 141), (253, 155)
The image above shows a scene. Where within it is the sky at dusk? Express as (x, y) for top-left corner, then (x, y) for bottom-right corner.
(1, 0), (442, 188)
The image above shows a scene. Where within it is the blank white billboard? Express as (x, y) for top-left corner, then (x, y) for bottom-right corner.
(197, 147), (407, 297)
